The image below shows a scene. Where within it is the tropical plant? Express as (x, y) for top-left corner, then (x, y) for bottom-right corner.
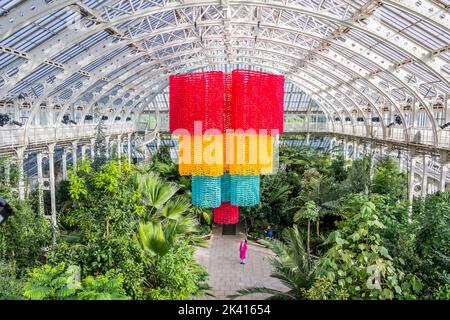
(76, 271), (130, 300)
(146, 242), (208, 300)
(92, 120), (109, 170)
(341, 156), (371, 195)
(371, 156), (407, 199)
(0, 261), (24, 300)
(294, 200), (319, 262)
(240, 173), (292, 237)
(329, 154), (348, 182)
(411, 191), (450, 298)
(313, 194), (422, 300)
(23, 263), (79, 300)
(230, 226), (313, 300)
(23, 262), (130, 300)
(134, 171), (203, 256)
(0, 184), (52, 269)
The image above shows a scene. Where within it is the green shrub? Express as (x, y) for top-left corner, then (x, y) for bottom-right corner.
(0, 261), (25, 300)
(147, 243), (208, 300)
(313, 194), (422, 300)
(0, 185), (52, 269)
(22, 262), (130, 300)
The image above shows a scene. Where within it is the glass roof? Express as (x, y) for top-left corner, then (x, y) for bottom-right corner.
(0, 0), (447, 135)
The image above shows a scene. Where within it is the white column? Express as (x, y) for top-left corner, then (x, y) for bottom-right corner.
(105, 136), (110, 158)
(399, 150), (405, 172)
(156, 132), (161, 151)
(421, 154), (428, 198)
(369, 142), (374, 158)
(90, 138), (95, 161)
(36, 152), (44, 216)
(127, 133), (132, 164)
(143, 140), (149, 161)
(117, 134), (122, 159)
(363, 141), (369, 156)
(351, 140), (357, 160)
(305, 133), (310, 145)
(62, 149), (68, 180)
(16, 147), (25, 200)
(342, 139), (348, 160)
(81, 144), (87, 160)
(71, 140), (78, 171)
(440, 153), (448, 192)
(48, 143), (57, 235)
(4, 158), (10, 186)
(329, 137), (336, 157)
(440, 164), (448, 192)
(386, 144), (393, 159)
(369, 143), (375, 179)
(408, 150), (417, 219)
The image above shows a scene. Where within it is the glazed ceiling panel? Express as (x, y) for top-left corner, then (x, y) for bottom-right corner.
(0, 0), (448, 131)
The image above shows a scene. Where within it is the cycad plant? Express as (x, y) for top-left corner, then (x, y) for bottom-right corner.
(230, 226), (313, 300)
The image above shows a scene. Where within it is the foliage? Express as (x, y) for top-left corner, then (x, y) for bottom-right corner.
(148, 145), (181, 183)
(240, 173), (292, 237)
(371, 156), (407, 199)
(134, 171), (204, 253)
(138, 221), (176, 257)
(23, 263), (79, 300)
(313, 194), (421, 299)
(0, 157), (19, 186)
(47, 158), (206, 300)
(4, 138), (448, 301)
(434, 284), (450, 300)
(146, 242), (208, 300)
(0, 184), (52, 269)
(0, 262), (24, 300)
(231, 226), (313, 300)
(341, 156), (371, 195)
(329, 154), (347, 182)
(412, 191), (450, 297)
(294, 201), (319, 222)
(50, 160), (147, 298)
(92, 120), (109, 170)
(76, 271), (130, 300)
(239, 143), (448, 300)
(22, 263), (130, 300)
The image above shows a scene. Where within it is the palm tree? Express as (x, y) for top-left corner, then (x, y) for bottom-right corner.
(133, 172), (205, 256)
(229, 226), (313, 300)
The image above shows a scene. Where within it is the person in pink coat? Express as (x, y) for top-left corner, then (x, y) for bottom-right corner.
(239, 239), (248, 264)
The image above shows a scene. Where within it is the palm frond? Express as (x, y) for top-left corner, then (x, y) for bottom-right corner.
(135, 172), (179, 209)
(161, 197), (191, 220)
(138, 222), (171, 257)
(228, 287), (297, 300)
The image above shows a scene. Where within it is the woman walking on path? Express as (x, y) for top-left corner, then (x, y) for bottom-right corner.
(239, 239), (248, 264)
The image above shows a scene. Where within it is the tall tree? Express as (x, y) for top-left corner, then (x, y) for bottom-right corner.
(371, 156), (407, 199)
(93, 120), (109, 170)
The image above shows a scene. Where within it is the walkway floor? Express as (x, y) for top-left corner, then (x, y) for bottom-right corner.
(194, 224), (289, 300)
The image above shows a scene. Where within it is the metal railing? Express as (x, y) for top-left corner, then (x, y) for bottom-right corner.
(283, 123), (450, 150)
(0, 123), (135, 149)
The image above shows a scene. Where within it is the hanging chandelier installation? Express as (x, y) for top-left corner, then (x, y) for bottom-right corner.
(169, 69), (284, 224)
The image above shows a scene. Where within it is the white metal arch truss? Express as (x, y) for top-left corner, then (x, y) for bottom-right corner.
(0, 0), (448, 152)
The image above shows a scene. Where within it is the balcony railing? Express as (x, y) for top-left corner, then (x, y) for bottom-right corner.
(0, 123), (135, 149)
(283, 122), (450, 150)
(1, 121), (448, 151)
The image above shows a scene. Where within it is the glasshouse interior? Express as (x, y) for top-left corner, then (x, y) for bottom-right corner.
(0, 0), (449, 301)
